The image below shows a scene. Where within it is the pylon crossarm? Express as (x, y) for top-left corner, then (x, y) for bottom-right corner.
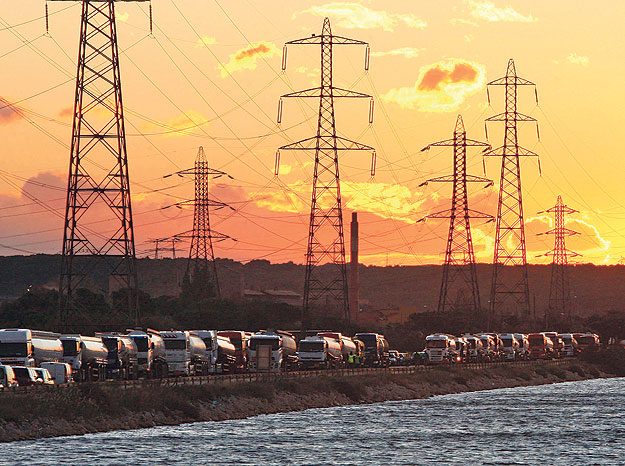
(487, 76), (535, 87)
(281, 87), (371, 99)
(285, 35), (367, 46)
(483, 145), (539, 157)
(279, 136), (374, 151)
(540, 228), (580, 236)
(422, 139), (455, 150)
(166, 167), (232, 179)
(486, 112), (537, 122)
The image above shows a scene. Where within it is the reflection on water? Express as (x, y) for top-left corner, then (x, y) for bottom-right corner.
(2, 378), (624, 465)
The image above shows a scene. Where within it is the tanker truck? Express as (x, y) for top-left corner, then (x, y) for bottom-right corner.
(190, 330), (237, 374)
(160, 331), (210, 376)
(60, 335), (109, 382)
(248, 330), (297, 372)
(0, 329), (63, 367)
(96, 333), (139, 380)
(127, 329), (168, 378)
(317, 332), (358, 366)
(297, 335), (342, 369)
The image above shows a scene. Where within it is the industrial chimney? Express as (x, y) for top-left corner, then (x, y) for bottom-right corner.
(349, 212), (359, 322)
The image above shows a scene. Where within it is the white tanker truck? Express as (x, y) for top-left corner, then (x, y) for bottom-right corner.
(60, 335), (109, 382)
(297, 335), (342, 369)
(160, 331), (211, 376)
(248, 331), (297, 373)
(127, 329), (168, 378)
(0, 328), (63, 367)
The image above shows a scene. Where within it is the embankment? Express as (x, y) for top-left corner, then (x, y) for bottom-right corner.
(0, 360), (616, 442)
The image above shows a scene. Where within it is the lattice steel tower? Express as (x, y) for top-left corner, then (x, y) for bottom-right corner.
(168, 147), (232, 298)
(538, 195), (580, 321)
(421, 115), (493, 312)
(276, 18), (375, 321)
(58, 0), (149, 329)
(484, 59), (540, 318)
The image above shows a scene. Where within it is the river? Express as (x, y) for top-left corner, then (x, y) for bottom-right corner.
(2, 378), (624, 465)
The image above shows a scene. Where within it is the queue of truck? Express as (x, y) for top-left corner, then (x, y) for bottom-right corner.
(420, 331), (600, 364)
(0, 326), (603, 388)
(0, 327), (395, 387)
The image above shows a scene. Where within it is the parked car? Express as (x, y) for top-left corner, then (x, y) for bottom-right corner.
(0, 364), (18, 389)
(12, 366), (42, 386)
(41, 362), (73, 384)
(33, 368), (55, 385)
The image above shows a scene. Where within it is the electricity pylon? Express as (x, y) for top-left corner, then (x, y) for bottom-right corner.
(165, 147), (233, 298)
(276, 18), (375, 323)
(420, 115), (493, 312)
(57, 0), (150, 330)
(484, 59), (540, 320)
(537, 195), (580, 322)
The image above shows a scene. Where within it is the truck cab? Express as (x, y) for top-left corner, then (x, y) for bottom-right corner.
(217, 331), (248, 372)
(528, 333), (554, 359)
(127, 329), (167, 378)
(477, 334), (496, 361)
(97, 333), (139, 380)
(0, 329), (62, 367)
(297, 336), (341, 369)
(425, 334), (458, 363)
(248, 331), (297, 372)
(160, 331), (194, 377)
(60, 335), (109, 382)
(558, 333), (579, 357)
(498, 334), (520, 361)
(461, 334), (484, 362)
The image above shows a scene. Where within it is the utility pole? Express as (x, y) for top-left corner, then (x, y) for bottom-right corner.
(165, 147), (234, 298)
(56, 0), (150, 330)
(276, 17), (376, 325)
(420, 115), (493, 313)
(537, 195), (580, 323)
(484, 59), (540, 322)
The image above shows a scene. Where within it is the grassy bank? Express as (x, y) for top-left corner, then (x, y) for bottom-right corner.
(0, 360), (616, 442)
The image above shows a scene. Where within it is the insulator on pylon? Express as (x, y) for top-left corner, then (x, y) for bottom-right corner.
(484, 122), (489, 141)
(535, 87), (539, 105)
(45, 2), (49, 34)
(487, 87), (491, 106)
(370, 151), (376, 177)
(277, 98), (283, 124)
(149, 2), (153, 35)
(536, 123), (540, 141)
(368, 98), (374, 124)
(281, 46), (288, 71)
(274, 150), (281, 176)
(364, 45), (370, 71)
(482, 157), (487, 176)
(538, 158), (542, 177)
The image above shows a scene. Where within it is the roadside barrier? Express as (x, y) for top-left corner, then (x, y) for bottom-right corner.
(0, 358), (573, 395)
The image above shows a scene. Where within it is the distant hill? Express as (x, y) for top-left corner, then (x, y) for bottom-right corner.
(0, 255), (623, 317)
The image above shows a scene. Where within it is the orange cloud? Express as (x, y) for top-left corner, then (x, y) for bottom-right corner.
(382, 59), (486, 112)
(218, 41), (278, 78)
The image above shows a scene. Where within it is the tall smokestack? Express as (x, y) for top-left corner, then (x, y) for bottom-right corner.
(350, 212), (359, 323)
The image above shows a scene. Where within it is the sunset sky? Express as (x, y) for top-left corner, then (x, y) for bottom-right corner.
(0, 0), (623, 266)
